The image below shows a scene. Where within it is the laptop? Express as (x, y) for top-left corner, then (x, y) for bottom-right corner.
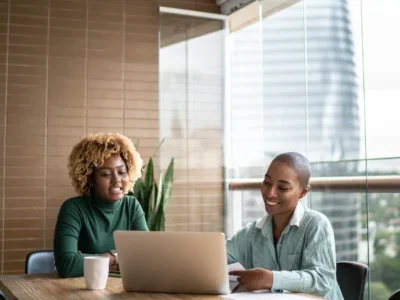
(114, 230), (233, 295)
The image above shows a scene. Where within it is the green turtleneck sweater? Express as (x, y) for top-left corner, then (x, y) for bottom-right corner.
(54, 194), (148, 278)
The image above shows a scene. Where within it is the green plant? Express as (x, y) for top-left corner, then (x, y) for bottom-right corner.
(368, 282), (391, 300)
(370, 255), (400, 292)
(128, 140), (174, 231)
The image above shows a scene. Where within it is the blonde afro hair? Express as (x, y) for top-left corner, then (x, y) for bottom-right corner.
(68, 132), (143, 195)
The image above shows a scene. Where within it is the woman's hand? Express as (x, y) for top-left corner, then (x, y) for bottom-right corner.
(78, 251), (117, 270)
(100, 252), (116, 266)
(229, 268), (273, 291)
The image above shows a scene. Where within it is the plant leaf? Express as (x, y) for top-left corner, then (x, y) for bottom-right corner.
(142, 157), (154, 223)
(153, 179), (158, 209)
(152, 158), (174, 231)
(144, 157), (154, 187)
(154, 173), (163, 215)
(139, 188), (145, 212)
(155, 210), (165, 231)
(161, 158), (174, 211)
(149, 173), (163, 231)
(133, 178), (142, 196)
(133, 179), (144, 208)
(150, 179), (159, 230)
(132, 141), (174, 231)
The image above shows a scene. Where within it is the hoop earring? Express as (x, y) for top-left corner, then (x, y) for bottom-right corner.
(86, 187), (91, 196)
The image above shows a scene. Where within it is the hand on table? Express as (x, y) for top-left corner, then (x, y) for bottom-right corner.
(77, 250), (118, 270)
(229, 268), (273, 291)
(100, 252), (117, 267)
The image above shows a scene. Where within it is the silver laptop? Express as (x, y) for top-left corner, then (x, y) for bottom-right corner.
(114, 231), (231, 295)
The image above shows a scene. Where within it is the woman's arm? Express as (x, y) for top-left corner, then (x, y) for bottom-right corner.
(53, 199), (91, 278)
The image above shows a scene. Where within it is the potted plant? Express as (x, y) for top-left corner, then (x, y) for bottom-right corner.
(128, 140), (174, 231)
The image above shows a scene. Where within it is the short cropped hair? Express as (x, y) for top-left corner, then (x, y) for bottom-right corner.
(68, 132), (143, 195)
(272, 152), (311, 187)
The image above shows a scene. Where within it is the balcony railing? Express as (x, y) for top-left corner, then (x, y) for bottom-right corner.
(228, 175), (400, 193)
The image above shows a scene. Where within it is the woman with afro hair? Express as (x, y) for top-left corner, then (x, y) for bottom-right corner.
(54, 133), (148, 278)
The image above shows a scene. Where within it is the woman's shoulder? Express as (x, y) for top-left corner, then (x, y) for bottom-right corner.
(60, 195), (88, 210)
(234, 219), (261, 238)
(56, 196), (90, 221)
(303, 207), (334, 231)
(304, 207), (329, 221)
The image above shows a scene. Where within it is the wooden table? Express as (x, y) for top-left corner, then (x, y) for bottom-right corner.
(0, 273), (324, 299)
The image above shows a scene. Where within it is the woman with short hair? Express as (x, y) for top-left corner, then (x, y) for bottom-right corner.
(228, 152), (343, 299)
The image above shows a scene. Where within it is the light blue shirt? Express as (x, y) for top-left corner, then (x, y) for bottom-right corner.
(226, 203), (344, 300)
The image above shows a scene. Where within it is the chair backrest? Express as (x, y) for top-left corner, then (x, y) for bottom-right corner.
(0, 290), (7, 300)
(336, 261), (369, 300)
(25, 250), (56, 275)
(389, 289), (400, 300)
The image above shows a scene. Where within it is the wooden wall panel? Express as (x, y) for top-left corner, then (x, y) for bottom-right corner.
(0, 0), (221, 274)
(4, 0), (47, 274)
(0, 0), (6, 276)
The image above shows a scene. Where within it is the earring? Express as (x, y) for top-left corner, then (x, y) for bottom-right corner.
(86, 187), (91, 196)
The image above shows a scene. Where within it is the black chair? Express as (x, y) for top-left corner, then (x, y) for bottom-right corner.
(336, 261), (369, 300)
(0, 290), (7, 300)
(25, 250), (56, 274)
(389, 289), (400, 300)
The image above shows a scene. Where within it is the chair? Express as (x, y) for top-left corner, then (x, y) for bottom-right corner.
(336, 261), (369, 300)
(25, 250), (56, 274)
(389, 289), (400, 300)
(0, 290), (7, 300)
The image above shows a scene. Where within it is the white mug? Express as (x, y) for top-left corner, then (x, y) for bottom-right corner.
(84, 256), (109, 290)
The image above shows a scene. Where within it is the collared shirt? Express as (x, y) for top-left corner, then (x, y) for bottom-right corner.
(226, 203), (344, 300)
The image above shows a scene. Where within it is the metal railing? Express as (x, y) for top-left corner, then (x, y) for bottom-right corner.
(228, 175), (400, 193)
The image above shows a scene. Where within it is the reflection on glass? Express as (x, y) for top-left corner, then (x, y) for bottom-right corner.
(159, 12), (225, 232)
